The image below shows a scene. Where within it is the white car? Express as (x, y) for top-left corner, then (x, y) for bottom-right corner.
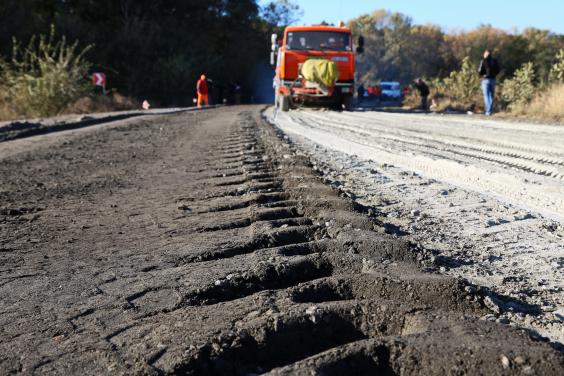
(380, 81), (402, 100)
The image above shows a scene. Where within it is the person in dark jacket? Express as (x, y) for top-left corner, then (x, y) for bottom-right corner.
(478, 50), (500, 115)
(357, 84), (366, 103)
(414, 78), (430, 111)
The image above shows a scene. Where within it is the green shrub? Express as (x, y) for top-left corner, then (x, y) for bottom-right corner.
(548, 49), (564, 84)
(439, 57), (481, 108)
(409, 58), (483, 112)
(501, 62), (536, 111)
(0, 26), (92, 119)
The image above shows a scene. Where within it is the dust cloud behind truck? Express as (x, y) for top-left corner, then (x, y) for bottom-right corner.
(271, 24), (364, 111)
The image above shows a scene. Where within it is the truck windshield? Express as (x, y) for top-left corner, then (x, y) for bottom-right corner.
(286, 31), (351, 52)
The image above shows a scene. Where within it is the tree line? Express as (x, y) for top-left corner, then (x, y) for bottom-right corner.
(1, 3), (563, 113)
(348, 9), (564, 86)
(0, 0), (298, 107)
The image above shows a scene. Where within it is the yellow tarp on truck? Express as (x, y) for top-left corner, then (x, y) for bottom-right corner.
(300, 59), (339, 88)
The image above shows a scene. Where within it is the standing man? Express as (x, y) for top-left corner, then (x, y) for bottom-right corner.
(478, 50), (500, 116)
(357, 84), (366, 103)
(197, 74), (209, 108)
(414, 78), (430, 111)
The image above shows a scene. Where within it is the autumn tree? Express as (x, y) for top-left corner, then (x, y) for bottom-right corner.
(349, 10), (563, 86)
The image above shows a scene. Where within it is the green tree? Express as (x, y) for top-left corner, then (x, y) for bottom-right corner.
(0, 0), (300, 106)
(349, 10), (419, 84)
(261, 0), (303, 27)
(502, 62), (536, 110)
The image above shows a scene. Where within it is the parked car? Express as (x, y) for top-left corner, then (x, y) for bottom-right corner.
(380, 81), (402, 100)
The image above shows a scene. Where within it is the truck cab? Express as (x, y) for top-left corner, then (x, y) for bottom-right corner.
(271, 25), (363, 111)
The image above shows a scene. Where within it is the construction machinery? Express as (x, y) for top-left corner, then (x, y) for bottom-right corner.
(271, 24), (364, 111)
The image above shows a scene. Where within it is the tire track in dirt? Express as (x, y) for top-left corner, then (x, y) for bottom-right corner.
(140, 110), (562, 375)
(272, 109), (564, 219)
(295, 110), (564, 178)
(1, 107), (562, 374)
(320, 110), (564, 157)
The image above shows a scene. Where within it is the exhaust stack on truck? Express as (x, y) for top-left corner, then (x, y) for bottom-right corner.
(271, 24), (364, 111)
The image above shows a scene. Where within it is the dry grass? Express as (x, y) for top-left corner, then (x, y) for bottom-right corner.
(0, 92), (138, 121)
(403, 87), (484, 113)
(0, 97), (17, 121)
(63, 93), (138, 115)
(429, 96), (482, 113)
(511, 84), (564, 123)
(402, 90), (421, 109)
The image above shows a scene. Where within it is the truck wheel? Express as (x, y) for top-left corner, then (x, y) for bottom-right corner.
(342, 94), (353, 111)
(280, 95), (290, 112)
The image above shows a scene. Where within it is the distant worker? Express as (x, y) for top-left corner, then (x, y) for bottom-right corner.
(197, 74), (209, 108)
(373, 86), (382, 103)
(478, 49), (500, 116)
(233, 82), (242, 105)
(414, 78), (430, 111)
(357, 84), (366, 102)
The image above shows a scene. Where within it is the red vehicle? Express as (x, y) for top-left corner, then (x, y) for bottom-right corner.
(271, 24), (364, 111)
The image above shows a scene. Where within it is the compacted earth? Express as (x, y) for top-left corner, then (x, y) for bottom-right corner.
(0, 106), (563, 375)
(269, 108), (564, 345)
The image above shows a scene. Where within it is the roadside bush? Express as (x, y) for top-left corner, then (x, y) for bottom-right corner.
(0, 27), (92, 120)
(403, 50), (563, 122)
(548, 49), (564, 84)
(501, 62), (536, 111)
(404, 58), (483, 112)
(440, 57), (481, 108)
(513, 84), (564, 122)
(402, 78), (445, 110)
(402, 89), (422, 109)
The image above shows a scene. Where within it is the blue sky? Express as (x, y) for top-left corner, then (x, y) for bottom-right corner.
(260, 0), (564, 34)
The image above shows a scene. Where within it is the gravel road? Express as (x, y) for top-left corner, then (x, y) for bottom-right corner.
(1, 106), (562, 374)
(268, 108), (564, 346)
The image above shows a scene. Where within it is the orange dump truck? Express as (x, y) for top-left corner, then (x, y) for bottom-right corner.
(271, 24), (364, 111)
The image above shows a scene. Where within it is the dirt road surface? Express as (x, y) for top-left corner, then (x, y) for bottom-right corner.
(269, 108), (564, 345)
(1, 106), (563, 375)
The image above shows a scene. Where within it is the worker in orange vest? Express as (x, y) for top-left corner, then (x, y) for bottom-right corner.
(197, 74), (209, 107)
(373, 86), (382, 104)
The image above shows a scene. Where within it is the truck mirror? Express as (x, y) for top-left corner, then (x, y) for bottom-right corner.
(358, 35), (365, 48)
(271, 34), (278, 45)
(270, 52), (276, 66)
